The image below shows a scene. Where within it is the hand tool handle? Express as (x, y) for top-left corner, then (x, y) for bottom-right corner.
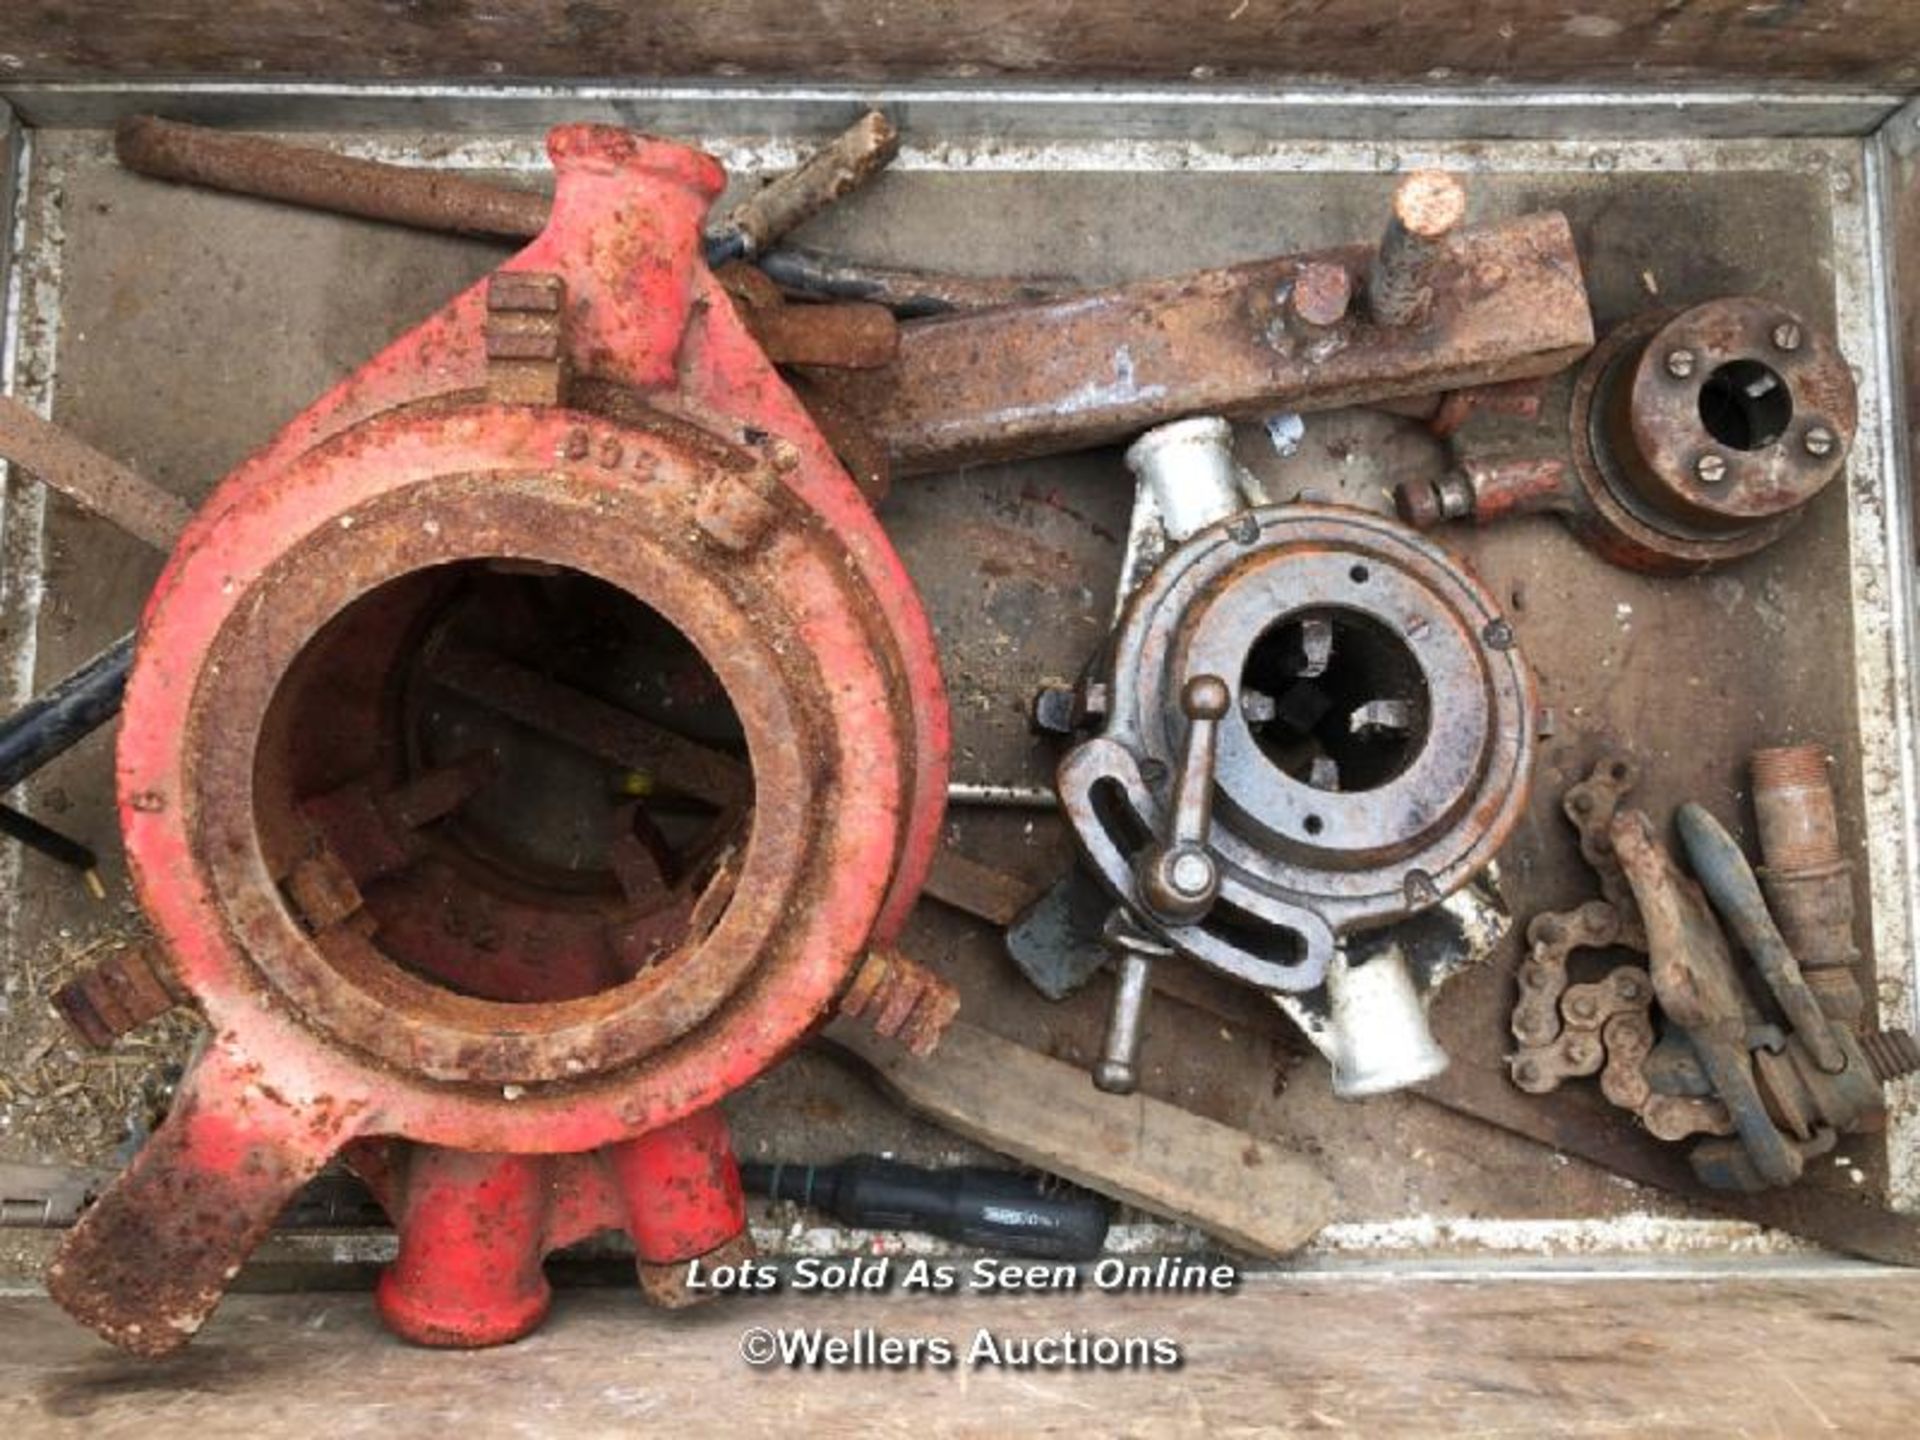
(1677, 803), (1845, 1073)
(741, 1155), (1111, 1261)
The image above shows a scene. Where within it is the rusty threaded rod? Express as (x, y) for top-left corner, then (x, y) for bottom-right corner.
(1369, 170), (1467, 328)
(1860, 1030), (1920, 1082)
(1750, 744), (1864, 1025)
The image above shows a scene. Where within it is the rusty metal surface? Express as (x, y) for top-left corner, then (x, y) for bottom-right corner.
(1393, 296), (1859, 575)
(836, 946), (961, 1058)
(718, 262), (899, 369)
(0, 396), (189, 552)
(4, 138), (1890, 1282)
(1368, 170), (1467, 328)
(47, 125), (950, 1354)
(1059, 503), (1537, 992)
(759, 247), (1075, 317)
(48, 939), (182, 1049)
(115, 114), (553, 239)
(1752, 744), (1867, 1025)
(1511, 753), (1914, 1194)
(1563, 299), (1858, 572)
(717, 110), (898, 259)
(805, 207), (1594, 476)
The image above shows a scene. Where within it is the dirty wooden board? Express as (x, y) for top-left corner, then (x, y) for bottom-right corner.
(5, 1275), (1920, 1436)
(0, 132), (1881, 1284)
(3, 2), (1920, 88)
(824, 1015), (1337, 1256)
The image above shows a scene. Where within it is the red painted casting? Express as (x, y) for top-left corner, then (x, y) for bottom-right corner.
(46, 126), (950, 1354)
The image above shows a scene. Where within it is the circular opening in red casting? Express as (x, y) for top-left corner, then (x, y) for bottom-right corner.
(252, 560), (754, 1006)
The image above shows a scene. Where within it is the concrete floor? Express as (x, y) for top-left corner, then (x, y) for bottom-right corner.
(0, 124), (1892, 1292)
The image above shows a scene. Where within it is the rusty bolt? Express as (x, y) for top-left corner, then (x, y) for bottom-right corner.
(1771, 322), (1803, 352)
(52, 939), (186, 1049)
(1369, 170), (1466, 328)
(1665, 349), (1697, 379)
(693, 469), (782, 554)
(1292, 261), (1352, 327)
(1695, 453), (1728, 485)
(838, 945), (960, 1057)
(1804, 426), (1837, 458)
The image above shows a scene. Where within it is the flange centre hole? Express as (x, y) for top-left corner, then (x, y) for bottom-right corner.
(1242, 606), (1430, 795)
(1698, 359), (1792, 451)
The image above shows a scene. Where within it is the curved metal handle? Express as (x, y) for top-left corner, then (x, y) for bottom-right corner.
(1135, 674), (1229, 925)
(1677, 804), (1845, 1074)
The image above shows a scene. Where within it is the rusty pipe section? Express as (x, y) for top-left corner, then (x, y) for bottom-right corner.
(807, 204), (1593, 476)
(1395, 456), (1576, 531)
(1751, 745), (1865, 1026)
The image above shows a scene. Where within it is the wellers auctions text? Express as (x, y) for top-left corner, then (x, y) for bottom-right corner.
(688, 1254), (1239, 1296)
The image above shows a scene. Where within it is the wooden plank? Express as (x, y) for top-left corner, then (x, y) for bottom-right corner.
(7, 1278), (1920, 1434)
(3, 2), (1920, 87)
(823, 1015), (1336, 1257)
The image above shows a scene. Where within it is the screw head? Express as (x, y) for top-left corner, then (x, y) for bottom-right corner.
(1804, 425), (1837, 459)
(1665, 349), (1696, 379)
(1771, 321), (1803, 352)
(1695, 453), (1728, 485)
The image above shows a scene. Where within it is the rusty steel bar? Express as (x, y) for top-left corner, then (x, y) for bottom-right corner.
(116, 112), (900, 269)
(758, 248), (1075, 317)
(808, 209), (1594, 476)
(0, 396), (190, 552)
(712, 111), (899, 262)
(424, 647), (750, 809)
(116, 115), (553, 239)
